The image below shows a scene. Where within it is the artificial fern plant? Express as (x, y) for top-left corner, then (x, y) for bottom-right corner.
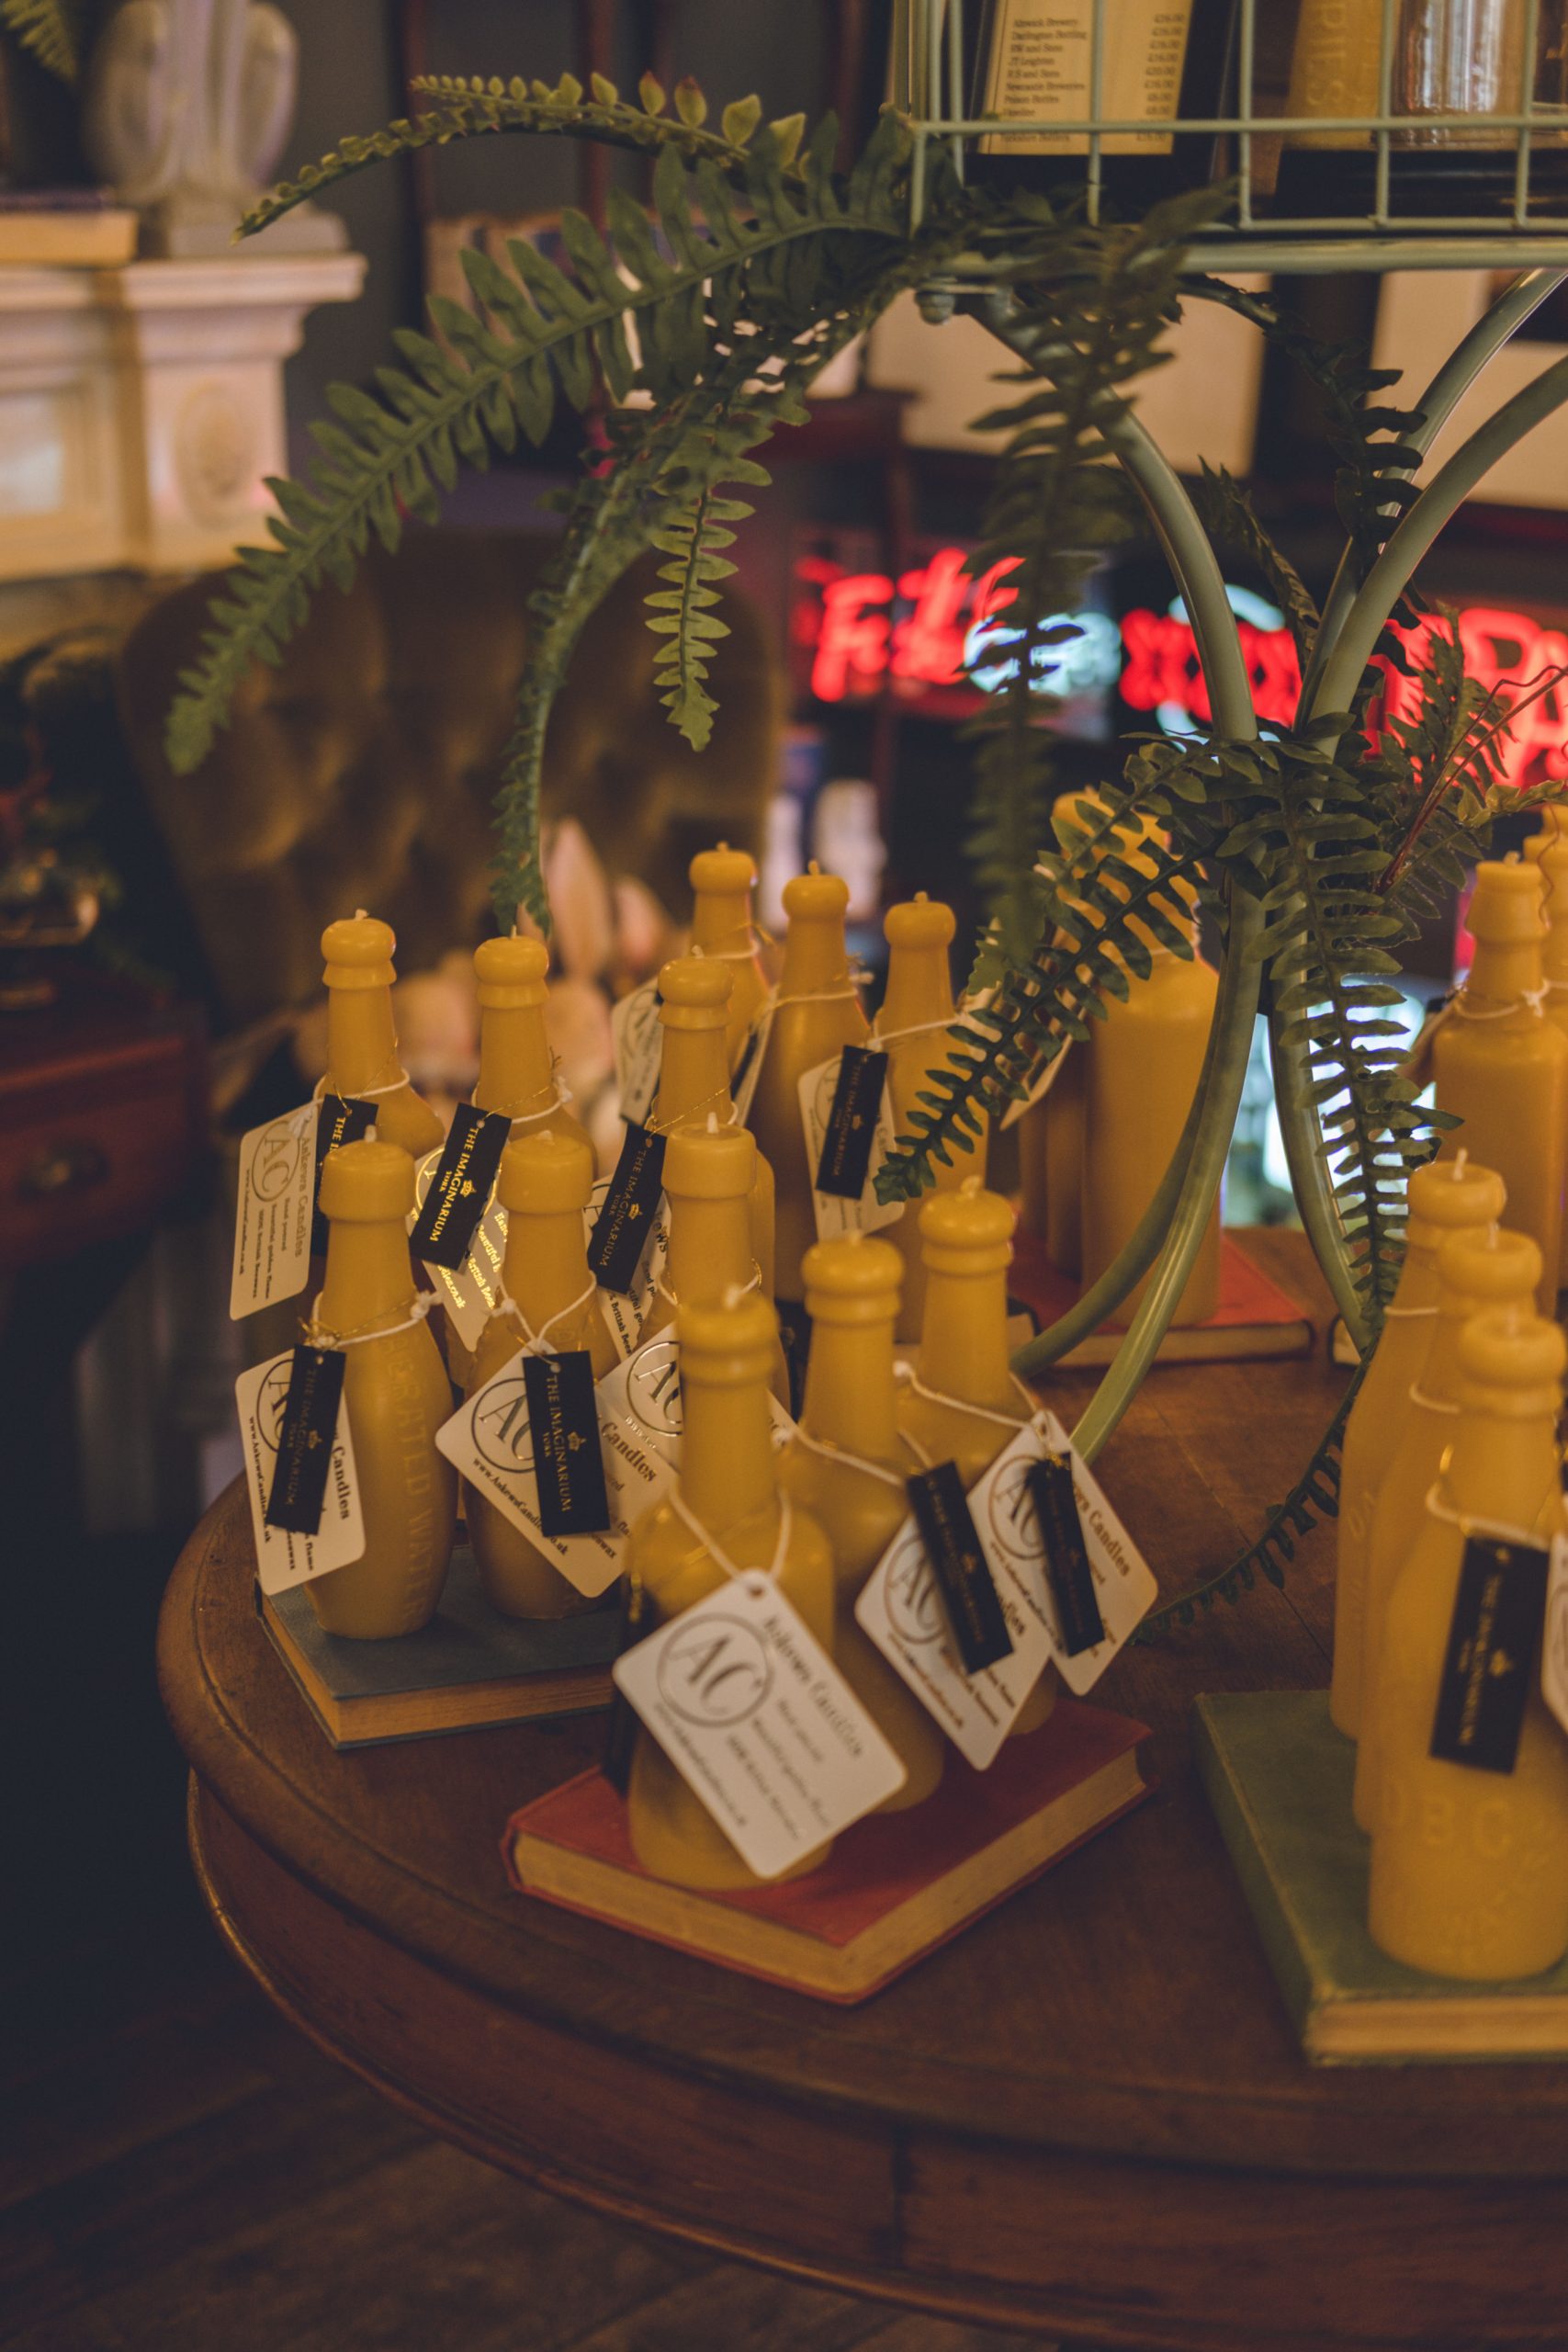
(164, 64), (1567, 1634)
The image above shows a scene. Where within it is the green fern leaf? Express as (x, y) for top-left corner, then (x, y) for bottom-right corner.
(0, 0), (79, 79)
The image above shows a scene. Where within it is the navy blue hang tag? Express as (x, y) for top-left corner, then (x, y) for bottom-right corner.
(587, 1124), (667, 1295)
(263, 1345), (345, 1535)
(310, 1094), (376, 1254)
(522, 1349), (612, 1538)
(409, 1104), (511, 1269)
(814, 1046), (889, 1201)
(906, 1459), (1014, 1676)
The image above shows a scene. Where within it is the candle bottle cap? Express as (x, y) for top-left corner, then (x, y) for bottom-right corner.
(663, 1122), (754, 1201)
(658, 954), (733, 1030)
(783, 868), (850, 921)
(919, 1182), (1015, 1276)
(1407, 1157), (1506, 1240)
(884, 896), (955, 952)
(690, 843), (757, 895)
(321, 913), (397, 991)
(676, 1290), (781, 1386)
(498, 1126), (592, 1216)
(1437, 1225), (1541, 1314)
(474, 934), (550, 1010)
(803, 1232), (902, 1324)
(1456, 1306), (1565, 1417)
(318, 1135), (415, 1222)
(1467, 859), (1547, 944)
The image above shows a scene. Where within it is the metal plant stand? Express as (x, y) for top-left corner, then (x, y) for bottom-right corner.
(894, 0), (1568, 1460)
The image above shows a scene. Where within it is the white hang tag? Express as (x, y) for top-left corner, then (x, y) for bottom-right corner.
(596, 1332), (795, 1469)
(796, 1052), (904, 1243)
(731, 992), (775, 1128)
(612, 1571), (907, 1878)
(999, 1037), (1074, 1132)
(975, 1409), (1158, 1693)
(235, 1350), (365, 1595)
(231, 1101), (319, 1319)
(435, 1349), (675, 1599)
(854, 1503), (1055, 1771)
(1542, 1532), (1568, 1736)
(409, 1145), (507, 1352)
(584, 1176), (669, 1358)
(612, 979), (664, 1126)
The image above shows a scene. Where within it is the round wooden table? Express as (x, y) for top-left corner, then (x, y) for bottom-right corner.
(159, 1238), (1568, 2352)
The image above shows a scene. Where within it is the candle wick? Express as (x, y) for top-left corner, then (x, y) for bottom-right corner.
(717, 840), (729, 852)
(1453, 1148), (1469, 1176)
(961, 1173), (983, 1197)
(354, 906), (368, 921)
(706, 1112), (719, 1132)
(366, 1123), (378, 1143)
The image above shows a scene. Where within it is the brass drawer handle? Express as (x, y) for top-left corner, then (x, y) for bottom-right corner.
(20, 1139), (110, 1197)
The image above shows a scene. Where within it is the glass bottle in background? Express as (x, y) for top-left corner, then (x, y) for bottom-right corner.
(1368, 1306), (1568, 1981)
(308, 1136), (456, 1638)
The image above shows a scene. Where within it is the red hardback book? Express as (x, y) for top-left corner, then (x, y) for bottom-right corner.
(502, 1697), (1152, 2002)
(1010, 1228), (1314, 1367)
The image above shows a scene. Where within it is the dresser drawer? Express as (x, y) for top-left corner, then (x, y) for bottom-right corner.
(0, 1031), (206, 1269)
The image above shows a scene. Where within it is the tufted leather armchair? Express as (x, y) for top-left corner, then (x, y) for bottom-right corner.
(113, 527), (782, 1035)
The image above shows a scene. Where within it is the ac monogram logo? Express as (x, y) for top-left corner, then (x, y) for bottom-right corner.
(885, 1523), (944, 1646)
(657, 1615), (773, 1726)
(471, 1374), (535, 1477)
(251, 1117), (305, 1204)
(626, 1339), (683, 1440)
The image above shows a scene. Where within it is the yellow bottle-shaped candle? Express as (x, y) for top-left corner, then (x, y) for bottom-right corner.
(649, 955), (775, 1298)
(689, 842), (770, 1071)
(637, 1123), (790, 1408)
(897, 1181), (1056, 1737)
(1369, 1307), (1568, 1980)
(1529, 806), (1568, 1285)
(1355, 1215), (1536, 1832)
(626, 1291), (837, 1891)
(307, 1137), (456, 1637)
(1432, 859), (1568, 1317)
(320, 914), (444, 1164)
(876, 895), (987, 1344)
(465, 1129), (619, 1620)
(473, 933), (593, 1154)
(746, 865), (870, 1307)
(1332, 1154), (1506, 1736)
(778, 1236), (946, 1811)
(1081, 865), (1220, 1330)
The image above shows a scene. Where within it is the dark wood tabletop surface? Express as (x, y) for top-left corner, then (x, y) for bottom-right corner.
(156, 1231), (1568, 2352)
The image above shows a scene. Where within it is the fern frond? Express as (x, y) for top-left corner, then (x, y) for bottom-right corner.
(167, 139), (905, 776)
(238, 72), (816, 242)
(1191, 463), (1319, 664)
(646, 479), (756, 750)
(1134, 1365), (1363, 1634)
(0, 0), (78, 78)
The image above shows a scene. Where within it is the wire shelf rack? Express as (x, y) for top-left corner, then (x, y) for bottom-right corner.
(895, 0), (1568, 271)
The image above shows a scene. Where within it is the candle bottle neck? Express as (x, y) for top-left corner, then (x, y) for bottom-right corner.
(879, 944), (953, 1037)
(780, 914), (852, 999)
(654, 1027), (734, 1127)
(318, 1217), (416, 1335)
(681, 1378), (778, 1526)
(918, 1267), (1014, 1406)
(667, 1194), (754, 1304)
(802, 1316), (900, 1461)
(476, 1004), (556, 1116)
(326, 987), (402, 1095)
(1466, 933), (1544, 1009)
(1446, 1408), (1561, 1534)
(692, 889), (753, 956)
(501, 1209), (590, 1333)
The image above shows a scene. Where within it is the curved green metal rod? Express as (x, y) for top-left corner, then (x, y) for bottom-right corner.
(975, 300), (1267, 1454)
(1299, 266), (1568, 716)
(1318, 350), (1568, 722)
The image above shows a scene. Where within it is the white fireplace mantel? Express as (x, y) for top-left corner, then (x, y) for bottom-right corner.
(0, 249), (366, 595)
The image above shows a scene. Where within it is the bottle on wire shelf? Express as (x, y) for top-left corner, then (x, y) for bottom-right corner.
(1368, 1306), (1568, 1981)
(777, 1234), (947, 1812)
(1355, 1218), (1541, 1834)
(625, 1289), (838, 1892)
(306, 1135), (456, 1638)
(1331, 1153), (1506, 1740)
(464, 1128), (619, 1621)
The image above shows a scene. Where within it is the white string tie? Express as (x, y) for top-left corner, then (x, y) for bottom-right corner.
(491, 1275), (597, 1358)
(314, 1068), (413, 1102)
(303, 1292), (438, 1350)
(668, 1487), (794, 1585)
(1408, 1384), (1461, 1417)
(1424, 1476), (1562, 1550)
(1452, 984), (1550, 1021)
(894, 1360), (1039, 1432)
(790, 1423), (908, 1494)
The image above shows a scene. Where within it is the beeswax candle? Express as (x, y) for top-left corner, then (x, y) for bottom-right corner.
(778, 1235), (946, 1810)
(1332, 1154), (1505, 1736)
(465, 1129), (619, 1621)
(876, 895), (986, 1343)
(1432, 858), (1567, 1317)
(650, 955), (775, 1297)
(638, 1122), (790, 1407)
(689, 842), (770, 1069)
(321, 914), (444, 1163)
(307, 1136), (455, 1637)
(1368, 1307), (1568, 1980)
(746, 866), (870, 1307)
(626, 1291), (837, 1890)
